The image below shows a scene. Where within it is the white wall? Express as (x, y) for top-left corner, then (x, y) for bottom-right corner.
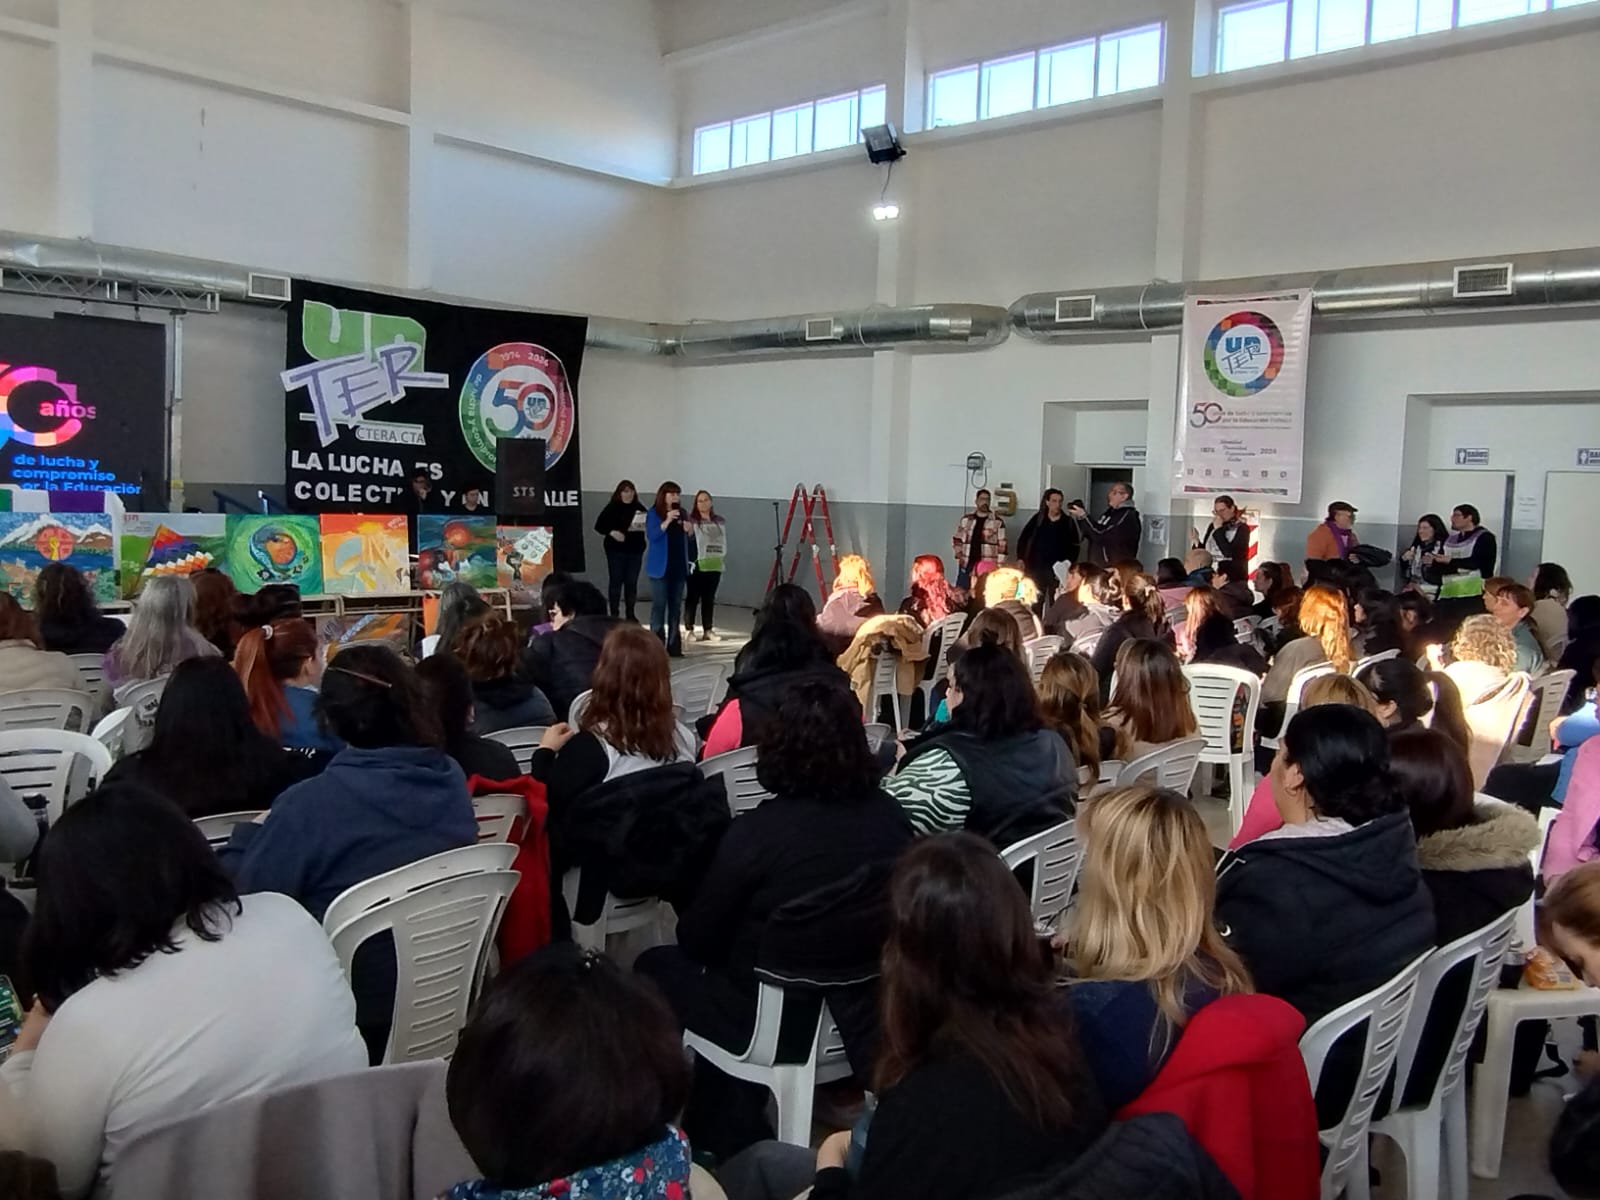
(0, 37), (55, 235)
(655, 0), (859, 55)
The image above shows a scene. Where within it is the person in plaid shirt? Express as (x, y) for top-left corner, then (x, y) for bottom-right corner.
(952, 489), (1008, 590)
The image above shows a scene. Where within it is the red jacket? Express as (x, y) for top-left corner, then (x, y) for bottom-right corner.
(466, 773), (551, 964)
(1118, 993), (1319, 1200)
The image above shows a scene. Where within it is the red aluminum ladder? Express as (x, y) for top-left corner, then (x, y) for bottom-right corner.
(765, 484), (838, 604)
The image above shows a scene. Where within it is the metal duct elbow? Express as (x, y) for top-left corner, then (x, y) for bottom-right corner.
(0, 231), (256, 297)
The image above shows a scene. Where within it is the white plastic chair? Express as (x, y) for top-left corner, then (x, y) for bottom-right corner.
(484, 726), (546, 774)
(193, 810), (265, 847)
(1115, 736), (1207, 793)
(90, 707), (135, 760)
(1365, 910), (1517, 1200)
(1000, 820), (1082, 927)
(1300, 951), (1429, 1200)
(0, 688), (94, 733)
(1183, 664), (1261, 834)
(868, 650), (904, 732)
(701, 745), (773, 817)
(471, 793), (527, 843)
(862, 722), (892, 754)
(1511, 668), (1576, 764)
(68, 654), (108, 703)
(329, 869), (519, 1064)
(561, 867), (662, 953)
(683, 986), (853, 1146)
(1353, 648), (1401, 675)
(917, 613), (967, 720)
(111, 675), (170, 755)
(567, 689), (592, 726)
(321, 842), (518, 939)
(1022, 635), (1064, 685)
(671, 662), (729, 722)
(1233, 617), (1258, 646)
(1259, 661), (1338, 753)
(0, 729), (113, 826)
(419, 633), (440, 659)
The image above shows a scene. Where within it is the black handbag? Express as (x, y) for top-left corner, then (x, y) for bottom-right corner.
(1350, 543), (1394, 568)
(1551, 1076), (1600, 1196)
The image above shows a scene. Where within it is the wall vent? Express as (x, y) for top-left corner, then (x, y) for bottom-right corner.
(804, 317), (838, 341)
(1452, 263), (1514, 299)
(247, 272), (293, 302)
(1053, 295), (1096, 323)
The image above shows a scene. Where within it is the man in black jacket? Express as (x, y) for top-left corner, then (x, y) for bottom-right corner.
(522, 579), (619, 721)
(1069, 482), (1142, 567)
(1192, 495), (1251, 581)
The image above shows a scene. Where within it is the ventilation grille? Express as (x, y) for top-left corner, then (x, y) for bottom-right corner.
(247, 272), (293, 302)
(1453, 263), (1514, 299)
(804, 317), (838, 341)
(1054, 295), (1096, 323)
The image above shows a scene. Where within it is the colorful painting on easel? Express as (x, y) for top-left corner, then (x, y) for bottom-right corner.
(224, 514), (323, 595)
(416, 514), (496, 591)
(317, 612), (411, 655)
(0, 512), (117, 606)
(319, 514), (409, 596)
(119, 513), (227, 599)
(496, 524), (554, 607)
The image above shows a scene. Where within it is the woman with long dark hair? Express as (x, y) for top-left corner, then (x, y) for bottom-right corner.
(1016, 488), (1078, 608)
(645, 481), (690, 657)
(887, 638), (1075, 844)
(105, 657), (310, 816)
(1088, 571), (1168, 703)
(593, 478), (647, 621)
(802, 834), (1105, 1199)
(1357, 656), (1470, 749)
(683, 488), (728, 643)
(1400, 513), (1448, 595)
(190, 567), (241, 658)
(32, 563), (124, 656)
(1103, 639), (1199, 761)
(0, 787), (364, 1197)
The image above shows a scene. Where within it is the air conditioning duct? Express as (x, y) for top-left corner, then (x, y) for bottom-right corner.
(1009, 247), (1600, 338)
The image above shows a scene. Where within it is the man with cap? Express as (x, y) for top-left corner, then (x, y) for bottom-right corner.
(1306, 500), (1359, 562)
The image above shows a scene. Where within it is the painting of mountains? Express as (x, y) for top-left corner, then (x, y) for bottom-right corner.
(0, 512), (118, 606)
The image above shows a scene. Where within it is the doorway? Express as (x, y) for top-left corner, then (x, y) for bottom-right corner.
(1543, 472), (1600, 595)
(1425, 470), (1513, 543)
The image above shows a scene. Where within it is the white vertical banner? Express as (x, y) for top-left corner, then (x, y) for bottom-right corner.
(1174, 291), (1313, 504)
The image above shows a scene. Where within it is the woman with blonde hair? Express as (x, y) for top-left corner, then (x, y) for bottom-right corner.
(1103, 639), (1198, 760)
(1065, 785), (1252, 1108)
(1037, 652), (1104, 777)
(1435, 613), (1518, 705)
(817, 554), (884, 656)
(1298, 673), (1380, 715)
(982, 565), (1040, 643)
(1257, 584), (1353, 737)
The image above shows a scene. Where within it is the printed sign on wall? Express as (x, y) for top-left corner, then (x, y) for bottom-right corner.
(1174, 292), (1313, 504)
(281, 281), (587, 571)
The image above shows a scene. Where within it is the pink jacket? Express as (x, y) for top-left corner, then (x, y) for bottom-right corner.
(1544, 739), (1600, 883)
(1229, 778), (1282, 849)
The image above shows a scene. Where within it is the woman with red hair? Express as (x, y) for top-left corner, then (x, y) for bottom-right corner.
(898, 554), (966, 629)
(233, 619), (341, 756)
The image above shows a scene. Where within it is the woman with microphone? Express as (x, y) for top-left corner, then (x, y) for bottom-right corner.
(646, 481), (690, 657)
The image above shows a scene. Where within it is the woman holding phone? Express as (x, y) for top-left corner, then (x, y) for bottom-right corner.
(594, 479), (647, 621)
(646, 481), (690, 657)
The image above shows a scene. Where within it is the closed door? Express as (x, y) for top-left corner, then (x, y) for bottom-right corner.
(1425, 470), (1513, 541)
(1542, 472), (1600, 596)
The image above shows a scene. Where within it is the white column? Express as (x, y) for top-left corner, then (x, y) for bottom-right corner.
(53, 0), (93, 238)
(404, 0), (436, 291)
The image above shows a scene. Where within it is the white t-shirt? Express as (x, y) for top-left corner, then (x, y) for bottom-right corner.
(0, 892), (367, 1198)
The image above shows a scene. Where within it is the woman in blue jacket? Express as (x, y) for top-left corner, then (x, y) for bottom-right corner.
(645, 481), (690, 658)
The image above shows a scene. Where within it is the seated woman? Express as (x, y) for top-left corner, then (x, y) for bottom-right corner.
(415, 653), (521, 781)
(1089, 572), (1168, 703)
(1037, 651), (1105, 780)
(1228, 674), (1382, 847)
(1484, 576), (1549, 674)
(1216, 704), (1435, 1030)
(104, 575), (219, 695)
(1250, 562), (1290, 619)
(1103, 639), (1200, 762)
(1187, 595), (1267, 675)
(1263, 584), (1305, 656)
(1435, 614), (1519, 705)
(817, 555), (884, 657)
(1543, 864), (1600, 1196)
(1530, 562), (1572, 660)
(190, 568), (241, 659)
(0, 787), (365, 1198)
(1177, 586), (1233, 663)
(220, 644), (477, 1057)
(0, 594), (95, 699)
(1350, 587), (1398, 658)
(521, 578), (618, 722)
(1258, 584), (1354, 734)
(923, 607), (1028, 727)
(898, 554), (966, 629)
(441, 944), (694, 1200)
(32, 563), (124, 656)
(636, 683), (912, 1157)
(703, 585), (852, 759)
(1065, 785), (1253, 1109)
(981, 566), (1039, 643)
(726, 834), (1107, 1200)
(104, 657), (310, 816)
(886, 637), (1075, 845)
(1357, 656), (1470, 749)
(233, 618), (343, 757)
(454, 613), (556, 734)
(434, 580), (490, 657)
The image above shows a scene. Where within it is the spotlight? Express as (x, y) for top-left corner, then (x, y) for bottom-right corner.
(861, 124), (905, 165)
(871, 203), (901, 222)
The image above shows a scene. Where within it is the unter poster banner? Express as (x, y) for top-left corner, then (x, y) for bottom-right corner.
(1174, 292), (1312, 504)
